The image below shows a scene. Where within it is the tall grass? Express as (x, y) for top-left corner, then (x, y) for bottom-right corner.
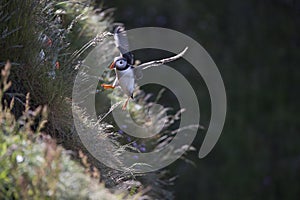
(0, 0), (112, 142)
(0, 0), (188, 199)
(0, 62), (137, 200)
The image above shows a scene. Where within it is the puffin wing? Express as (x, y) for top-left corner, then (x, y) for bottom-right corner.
(113, 24), (134, 65)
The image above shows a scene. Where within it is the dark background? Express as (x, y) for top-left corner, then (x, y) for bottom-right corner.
(100, 0), (300, 199)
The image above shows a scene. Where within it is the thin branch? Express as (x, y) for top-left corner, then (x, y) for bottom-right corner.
(137, 47), (188, 70)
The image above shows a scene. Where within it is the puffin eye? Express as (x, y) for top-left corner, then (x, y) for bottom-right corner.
(116, 59), (127, 68)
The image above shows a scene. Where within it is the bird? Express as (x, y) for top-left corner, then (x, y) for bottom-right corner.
(101, 24), (137, 110)
(101, 24), (188, 110)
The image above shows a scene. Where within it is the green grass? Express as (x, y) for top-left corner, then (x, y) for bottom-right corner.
(0, 0), (187, 199)
(0, 62), (134, 200)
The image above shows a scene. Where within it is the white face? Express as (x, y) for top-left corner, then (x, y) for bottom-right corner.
(115, 58), (128, 70)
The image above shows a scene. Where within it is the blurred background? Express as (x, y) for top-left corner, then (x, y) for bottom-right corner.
(101, 0), (300, 199)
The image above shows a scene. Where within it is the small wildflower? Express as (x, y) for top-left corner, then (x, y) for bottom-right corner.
(132, 141), (138, 147)
(139, 147), (146, 152)
(47, 38), (52, 47)
(55, 61), (60, 69)
(16, 155), (24, 163)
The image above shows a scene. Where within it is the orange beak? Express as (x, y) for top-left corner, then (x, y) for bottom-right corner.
(109, 62), (115, 69)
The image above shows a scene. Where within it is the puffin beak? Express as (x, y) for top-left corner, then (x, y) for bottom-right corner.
(109, 62), (115, 69)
